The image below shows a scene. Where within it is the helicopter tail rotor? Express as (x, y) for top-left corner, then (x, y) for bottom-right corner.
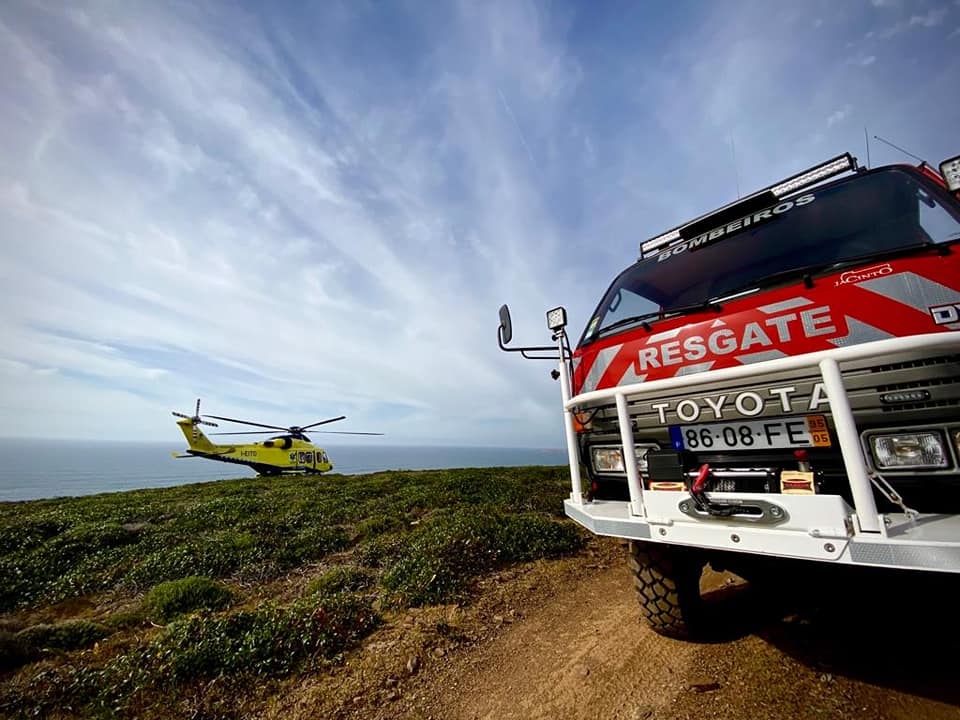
(172, 398), (219, 442)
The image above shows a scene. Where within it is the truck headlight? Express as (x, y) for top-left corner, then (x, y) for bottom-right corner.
(591, 444), (659, 474)
(870, 431), (948, 469)
(591, 447), (625, 473)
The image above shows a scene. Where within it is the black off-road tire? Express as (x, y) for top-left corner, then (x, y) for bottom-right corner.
(628, 541), (705, 639)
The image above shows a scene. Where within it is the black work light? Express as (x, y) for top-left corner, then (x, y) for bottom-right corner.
(940, 154), (960, 192)
(546, 306), (567, 331)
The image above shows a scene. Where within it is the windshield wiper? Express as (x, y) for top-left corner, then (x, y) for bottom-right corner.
(723, 240), (949, 297)
(594, 300), (723, 339)
(817, 239), (948, 271)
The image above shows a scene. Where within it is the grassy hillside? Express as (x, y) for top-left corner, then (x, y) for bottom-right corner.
(0, 466), (585, 718)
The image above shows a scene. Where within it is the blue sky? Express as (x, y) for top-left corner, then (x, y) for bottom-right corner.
(1, 0), (958, 446)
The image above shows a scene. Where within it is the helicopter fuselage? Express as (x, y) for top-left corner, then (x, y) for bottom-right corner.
(174, 419), (333, 475)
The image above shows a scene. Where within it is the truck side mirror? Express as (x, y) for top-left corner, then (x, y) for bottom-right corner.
(496, 303), (563, 359)
(499, 304), (513, 345)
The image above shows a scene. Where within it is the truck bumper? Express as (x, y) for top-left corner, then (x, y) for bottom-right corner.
(560, 331), (960, 574)
(565, 495), (960, 573)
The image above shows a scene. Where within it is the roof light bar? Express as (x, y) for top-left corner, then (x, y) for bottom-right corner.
(639, 229), (680, 256)
(638, 152), (858, 259)
(769, 153), (856, 197)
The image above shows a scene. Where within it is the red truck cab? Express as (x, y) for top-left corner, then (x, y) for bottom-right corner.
(498, 152), (960, 638)
(571, 155), (960, 511)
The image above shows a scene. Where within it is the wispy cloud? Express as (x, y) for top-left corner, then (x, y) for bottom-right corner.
(826, 104), (853, 127)
(910, 7), (949, 26)
(0, 1), (957, 444)
(0, 2), (583, 444)
(877, 6), (950, 38)
(497, 87), (538, 169)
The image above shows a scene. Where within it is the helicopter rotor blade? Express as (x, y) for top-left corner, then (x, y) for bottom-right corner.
(195, 398), (201, 417)
(202, 415), (290, 432)
(198, 420), (219, 427)
(298, 416), (347, 431)
(172, 411), (191, 419)
(314, 431), (385, 435)
(210, 431), (280, 436)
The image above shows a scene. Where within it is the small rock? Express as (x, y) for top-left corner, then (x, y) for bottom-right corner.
(819, 673), (834, 683)
(493, 615), (505, 624)
(687, 679), (721, 693)
(406, 655), (421, 675)
(577, 664), (591, 677)
(433, 647), (446, 658)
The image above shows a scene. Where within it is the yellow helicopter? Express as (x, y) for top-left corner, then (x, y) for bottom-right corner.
(172, 399), (382, 475)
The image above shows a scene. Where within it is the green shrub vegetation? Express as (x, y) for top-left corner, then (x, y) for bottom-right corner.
(5, 594), (380, 718)
(15, 619), (110, 654)
(0, 465), (584, 717)
(143, 577), (234, 622)
(382, 509), (584, 605)
(150, 593), (378, 681)
(307, 566), (374, 596)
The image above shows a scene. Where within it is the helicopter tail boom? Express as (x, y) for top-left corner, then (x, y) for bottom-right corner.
(175, 418), (219, 452)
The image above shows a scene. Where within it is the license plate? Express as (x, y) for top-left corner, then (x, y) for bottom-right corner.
(671, 415), (831, 451)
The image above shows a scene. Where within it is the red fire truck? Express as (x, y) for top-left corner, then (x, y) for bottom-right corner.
(499, 152), (960, 638)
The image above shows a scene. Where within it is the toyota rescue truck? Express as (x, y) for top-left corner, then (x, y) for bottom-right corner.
(498, 152), (960, 638)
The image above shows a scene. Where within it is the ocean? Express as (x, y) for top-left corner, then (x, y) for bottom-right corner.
(0, 439), (568, 502)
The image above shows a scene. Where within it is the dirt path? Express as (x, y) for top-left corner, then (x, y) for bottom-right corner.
(267, 538), (960, 720)
(409, 550), (697, 720)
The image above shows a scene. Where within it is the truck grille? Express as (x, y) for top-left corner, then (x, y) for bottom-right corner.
(871, 355), (960, 373)
(863, 354), (960, 415)
(578, 354), (960, 431)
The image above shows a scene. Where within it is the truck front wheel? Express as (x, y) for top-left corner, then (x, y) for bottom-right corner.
(628, 541), (705, 639)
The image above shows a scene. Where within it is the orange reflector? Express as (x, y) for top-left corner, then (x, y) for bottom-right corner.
(780, 470), (815, 495)
(573, 412), (592, 433)
(649, 481), (686, 492)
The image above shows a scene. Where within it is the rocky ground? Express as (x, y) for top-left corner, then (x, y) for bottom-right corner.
(263, 537), (960, 720)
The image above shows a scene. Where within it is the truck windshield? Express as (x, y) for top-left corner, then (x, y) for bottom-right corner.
(582, 167), (960, 345)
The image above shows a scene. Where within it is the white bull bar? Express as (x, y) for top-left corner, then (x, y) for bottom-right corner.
(558, 332), (960, 572)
